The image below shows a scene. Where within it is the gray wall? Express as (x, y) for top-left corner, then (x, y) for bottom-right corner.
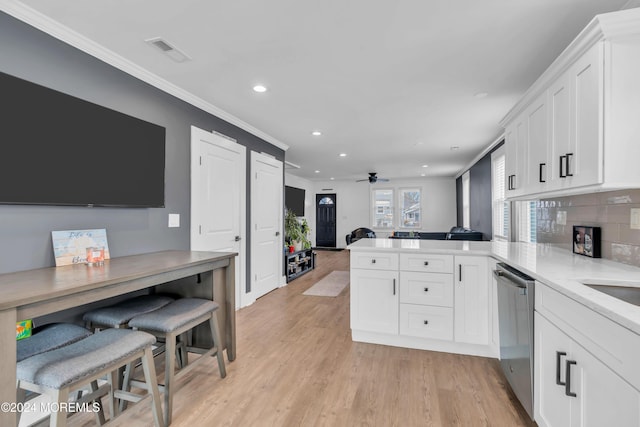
(0, 12), (284, 278)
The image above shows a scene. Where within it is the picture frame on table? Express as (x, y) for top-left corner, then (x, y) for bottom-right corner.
(573, 225), (601, 258)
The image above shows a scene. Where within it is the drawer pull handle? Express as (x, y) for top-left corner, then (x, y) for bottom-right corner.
(371, 259), (376, 264)
(423, 320), (429, 325)
(565, 360), (577, 398)
(423, 261), (429, 266)
(393, 278), (396, 295)
(556, 351), (567, 385)
(424, 287), (429, 292)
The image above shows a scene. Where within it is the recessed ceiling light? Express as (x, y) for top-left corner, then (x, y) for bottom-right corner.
(311, 131), (322, 136)
(314, 170), (320, 173)
(422, 164), (429, 168)
(421, 173), (426, 177)
(253, 85), (267, 93)
(330, 177), (335, 180)
(414, 142), (424, 146)
(450, 146), (460, 151)
(474, 92), (489, 98)
(339, 153), (347, 157)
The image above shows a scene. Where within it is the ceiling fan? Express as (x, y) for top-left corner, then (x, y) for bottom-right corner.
(356, 172), (389, 183)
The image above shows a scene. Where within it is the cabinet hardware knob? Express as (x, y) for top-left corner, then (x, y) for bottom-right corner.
(565, 359), (577, 397)
(371, 259), (376, 264)
(423, 261), (429, 266)
(424, 287), (429, 292)
(423, 320), (429, 325)
(556, 351), (567, 385)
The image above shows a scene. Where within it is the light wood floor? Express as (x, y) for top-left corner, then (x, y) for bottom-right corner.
(69, 249), (535, 427)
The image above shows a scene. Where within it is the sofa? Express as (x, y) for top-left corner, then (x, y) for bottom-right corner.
(345, 228), (376, 245)
(391, 226), (485, 241)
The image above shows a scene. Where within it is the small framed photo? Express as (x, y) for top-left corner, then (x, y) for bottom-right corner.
(573, 225), (601, 258)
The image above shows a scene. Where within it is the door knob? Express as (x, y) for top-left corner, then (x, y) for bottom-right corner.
(235, 236), (241, 241)
(275, 231), (280, 236)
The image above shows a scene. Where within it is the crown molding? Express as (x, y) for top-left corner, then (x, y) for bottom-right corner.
(500, 7), (640, 127)
(0, 0), (289, 152)
(455, 133), (505, 179)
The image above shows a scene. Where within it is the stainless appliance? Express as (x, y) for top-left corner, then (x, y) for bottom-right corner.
(494, 262), (535, 420)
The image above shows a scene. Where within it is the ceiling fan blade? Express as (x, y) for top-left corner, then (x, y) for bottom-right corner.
(378, 178), (390, 182)
(356, 179), (368, 182)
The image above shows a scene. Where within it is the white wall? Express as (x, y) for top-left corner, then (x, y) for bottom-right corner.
(308, 177), (457, 248)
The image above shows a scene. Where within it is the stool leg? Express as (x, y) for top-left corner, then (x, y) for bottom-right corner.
(164, 332), (177, 427)
(16, 381), (26, 426)
(140, 347), (164, 427)
(108, 369), (119, 419)
(209, 314), (227, 378)
(51, 387), (70, 427)
(119, 362), (133, 413)
(90, 380), (107, 425)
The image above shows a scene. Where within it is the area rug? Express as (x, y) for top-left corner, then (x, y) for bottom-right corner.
(303, 270), (350, 297)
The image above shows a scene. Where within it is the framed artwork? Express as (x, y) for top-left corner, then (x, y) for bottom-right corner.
(51, 229), (110, 266)
(573, 226), (601, 258)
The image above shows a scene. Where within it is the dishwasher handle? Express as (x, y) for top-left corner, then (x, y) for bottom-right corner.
(493, 267), (532, 289)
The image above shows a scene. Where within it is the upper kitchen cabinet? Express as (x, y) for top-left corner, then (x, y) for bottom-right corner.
(501, 8), (640, 199)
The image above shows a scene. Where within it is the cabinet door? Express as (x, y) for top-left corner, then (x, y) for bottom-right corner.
(526, 91), (549, 194)
(535, 313), (573, 427)
(549, 73), (571, 191)
(350, 269), (399, 334)
(572, 340), (640, 427)
(505, 116), (527, 197)
(552, 43), (603, 190)
(454, 256), (489, 345)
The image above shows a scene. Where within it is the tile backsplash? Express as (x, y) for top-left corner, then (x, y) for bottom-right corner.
(536, 189), (640, 267)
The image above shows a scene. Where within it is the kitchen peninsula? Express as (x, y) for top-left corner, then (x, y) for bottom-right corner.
(348, 238), (640, 426)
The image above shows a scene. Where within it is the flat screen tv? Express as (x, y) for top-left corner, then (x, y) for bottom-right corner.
(285, 185), (305, 216)
(0, 71), (166, 208)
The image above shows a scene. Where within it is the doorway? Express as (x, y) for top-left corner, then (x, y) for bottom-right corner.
(316, 193), (337, 248)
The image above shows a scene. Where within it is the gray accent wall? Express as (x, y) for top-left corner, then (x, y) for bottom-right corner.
(0, 12), (284, 280)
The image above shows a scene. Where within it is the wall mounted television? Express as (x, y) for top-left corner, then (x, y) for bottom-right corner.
(285, 185), (305, 216)
(0, 71), (166, 208)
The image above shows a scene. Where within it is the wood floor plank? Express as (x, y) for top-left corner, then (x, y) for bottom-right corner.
(66, 249), (535, 427)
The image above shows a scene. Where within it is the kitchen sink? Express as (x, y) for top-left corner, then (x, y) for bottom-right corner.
(582, 283), (640, 306)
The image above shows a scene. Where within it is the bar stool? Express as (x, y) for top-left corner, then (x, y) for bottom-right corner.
(82, 294), (175, 331)
(126, 298), (227, 426)
(16, 329), (163, 427)
(17, 323), (92, 362)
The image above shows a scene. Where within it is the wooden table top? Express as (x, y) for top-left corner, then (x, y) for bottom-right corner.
(0, 250), (236, 311)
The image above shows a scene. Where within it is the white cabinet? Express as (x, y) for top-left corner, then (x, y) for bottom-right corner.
(399, 253), (453, 273)
(501, 9), (640, 199)
(454, 256), (489, 345)
(350, 268), (398, 334)
(535, 313), (640, 427)
(399, 304), (453, 340)
(399, 272), (453, 307)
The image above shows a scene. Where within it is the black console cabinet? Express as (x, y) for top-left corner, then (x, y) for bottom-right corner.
(285, 249), (315, 282)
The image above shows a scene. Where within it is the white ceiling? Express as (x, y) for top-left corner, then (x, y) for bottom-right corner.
(5, 0), (634, 181)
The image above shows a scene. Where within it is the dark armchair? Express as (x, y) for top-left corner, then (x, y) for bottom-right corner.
(346, 227), (376, 245)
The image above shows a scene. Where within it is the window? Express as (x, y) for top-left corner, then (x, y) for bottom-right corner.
(318, 197), (334, 205)
(462, 171), (470, 228)
(399, 188), (421, 228)
(491, 147), (509, 240)
(372, 189), (394, 228)
(516, 201), (537, 243)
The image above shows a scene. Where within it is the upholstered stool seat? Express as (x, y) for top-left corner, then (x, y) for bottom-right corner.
(17, 323), (92, 362)
(127, 298), (226, 426)
(17, 328), (163, 427)
(83, 294), (175, 329)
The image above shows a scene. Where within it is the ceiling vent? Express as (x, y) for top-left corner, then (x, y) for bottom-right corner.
(145, 37), (191, 63)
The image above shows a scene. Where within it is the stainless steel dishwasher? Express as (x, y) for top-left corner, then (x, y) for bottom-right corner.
(494, 262), (535, 420)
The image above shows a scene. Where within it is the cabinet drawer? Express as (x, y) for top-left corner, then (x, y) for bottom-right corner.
(400, 304), (453, 340)
(399, 272), (453, 307)
(400, 254), (453, 273)
(536, 282), (640, 391)
(350, 251), (399, 270)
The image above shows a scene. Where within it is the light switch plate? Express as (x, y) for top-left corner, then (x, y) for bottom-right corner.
(168, 214), (180, 228)
(557, 211), (567, 225)
(631, 209), (640, 229)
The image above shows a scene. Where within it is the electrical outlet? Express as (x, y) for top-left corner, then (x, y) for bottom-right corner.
(557, 211), (567, 225)
(631, 209), (640, 230)
(168, 214), (180, 228)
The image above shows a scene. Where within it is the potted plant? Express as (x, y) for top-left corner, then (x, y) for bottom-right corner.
(284, 209), (311, 252)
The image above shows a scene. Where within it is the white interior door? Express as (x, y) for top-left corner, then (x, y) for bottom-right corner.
(250, 151), (283, 301)
(191, 126), (246, 308)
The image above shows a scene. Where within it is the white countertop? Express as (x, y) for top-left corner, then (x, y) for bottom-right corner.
(348, 238), (640, 335)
